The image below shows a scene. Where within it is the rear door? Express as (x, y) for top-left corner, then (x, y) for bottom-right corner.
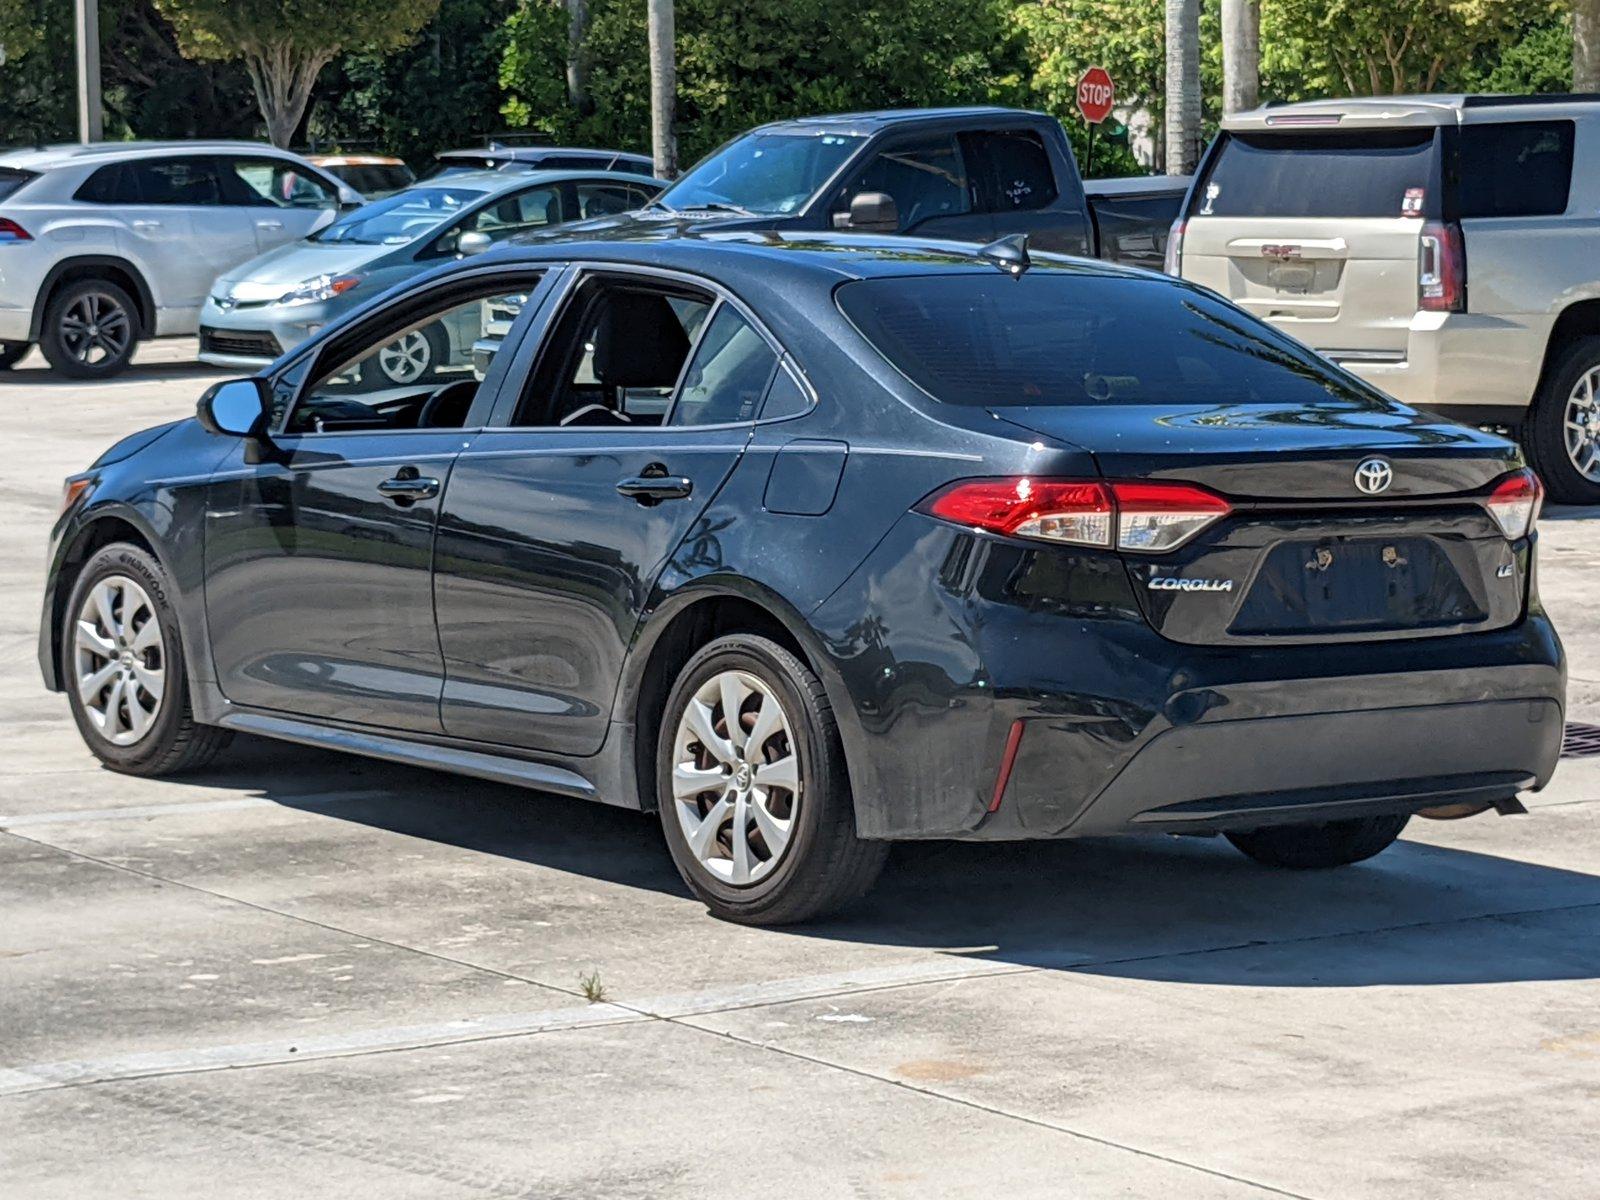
(1180, 128), (1442, 358)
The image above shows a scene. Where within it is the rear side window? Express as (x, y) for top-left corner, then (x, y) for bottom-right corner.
(963, 130), (1058, 213)
(837, 272), (1379, 410)
(0, 168), (37, 202)
(668, 305), (778, 427)
(1195, 130), (1439, 219)
(79, 158), (226, 206)
(1458, 121), (1573, 218)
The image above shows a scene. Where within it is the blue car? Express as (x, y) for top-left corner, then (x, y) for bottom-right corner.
(197, 169), (663, 380)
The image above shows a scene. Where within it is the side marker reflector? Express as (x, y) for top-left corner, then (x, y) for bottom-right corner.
(989, 720), (1027, 813)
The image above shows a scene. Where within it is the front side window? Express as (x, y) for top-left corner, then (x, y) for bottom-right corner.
(661, 132), (864, 216)
(223, 157), (338, 209)
(1196, 129), (1440, 219)
(575, 181), (656, 220)
(837, 271), (1385, 410)
(836, 133), (971, 231)
(460, 186), (562, 239)
(1458, 121), (1573, 219)
(669, 306), (778, 427)
(285, 280), (540, 434)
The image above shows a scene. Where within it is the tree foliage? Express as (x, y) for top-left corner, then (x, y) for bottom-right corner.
(154, 0), (443, 146)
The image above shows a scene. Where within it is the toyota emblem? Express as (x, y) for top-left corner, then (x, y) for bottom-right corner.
(1354, 458), (1393, 495)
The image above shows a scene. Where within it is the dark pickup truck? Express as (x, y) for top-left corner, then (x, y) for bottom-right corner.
(518, 106), (1186, 263)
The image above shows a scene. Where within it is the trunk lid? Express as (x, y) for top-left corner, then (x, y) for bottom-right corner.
(994, 402), (1526, 646)
(1179, 128), (1441, 358)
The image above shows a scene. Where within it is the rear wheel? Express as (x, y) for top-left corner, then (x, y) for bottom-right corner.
(1522, 335), (1600, 505)
(0, 340), (29, 369)
(62, 543), (231, 776)
(656, 634), (887, 925)
(1226, 814), (1410, 870)
(39, 279), (139, 379)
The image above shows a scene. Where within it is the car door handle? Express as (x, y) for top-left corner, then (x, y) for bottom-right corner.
(377, 474), (440, 502)
(616, 469), (693, 504)
(130, 219), (162, 230)
(255, 219), (284, 230)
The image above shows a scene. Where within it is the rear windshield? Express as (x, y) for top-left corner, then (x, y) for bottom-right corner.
(1195, 129), (1438, 219)
(836, 272), (1380, 409)
(0, 167), (37, 203)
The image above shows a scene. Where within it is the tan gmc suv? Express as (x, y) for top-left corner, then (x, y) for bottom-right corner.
(1169, 94), (1600, 503)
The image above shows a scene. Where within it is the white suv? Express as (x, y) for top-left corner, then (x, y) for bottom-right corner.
(1170, 94), (1600, 502)
(0, 142), (359, 378)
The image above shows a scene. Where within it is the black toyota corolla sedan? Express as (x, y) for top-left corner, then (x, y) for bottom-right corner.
(39, 233), (1565, 924)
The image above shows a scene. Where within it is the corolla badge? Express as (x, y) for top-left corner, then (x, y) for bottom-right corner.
(1148, 577), (1235, 593)
(1353, 457), (1394, 495)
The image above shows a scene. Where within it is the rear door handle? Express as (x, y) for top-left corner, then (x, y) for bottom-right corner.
(255, 219), (284, 231)
(130, 219), (162, 230)
(377, 471), (440, 503)
(616, 467), (693, 504)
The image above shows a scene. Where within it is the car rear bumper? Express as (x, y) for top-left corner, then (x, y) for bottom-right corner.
(813, 517), (1566, 841)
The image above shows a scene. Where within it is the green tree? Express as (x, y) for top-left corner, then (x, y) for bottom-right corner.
(0, 0), (71, 145)
(154, 0), (443, 146)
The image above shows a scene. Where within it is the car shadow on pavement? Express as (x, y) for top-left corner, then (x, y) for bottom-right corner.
(0, 362), (226, 388)
(209, 736), (1600, 991)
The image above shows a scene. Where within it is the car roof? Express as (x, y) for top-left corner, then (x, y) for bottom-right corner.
(481, 229), (1143, 288)
(403, 168), (665, 195)
(748, 106), (1047, 137)
(0, 140), (313, 171)
(1223, 93), (1600, 132)
(436, 145), (652, 164)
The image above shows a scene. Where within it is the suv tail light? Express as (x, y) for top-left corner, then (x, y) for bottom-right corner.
(1419, 220), (1465, 312)
(0, 218), (32, 243)
(1483, 469), (1542, 540)
(1163, 218), (1186, 276)
(923, 478), (1230, 553)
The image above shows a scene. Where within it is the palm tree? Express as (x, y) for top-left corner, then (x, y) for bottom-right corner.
(647, 0), (676, 178)
(1577, 0), (1600, 91)
(1222, 0), (1260, 114)
(1165, 0), (1201, 174)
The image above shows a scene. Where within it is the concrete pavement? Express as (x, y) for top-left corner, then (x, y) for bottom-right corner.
(3, 341), (1599, 1198)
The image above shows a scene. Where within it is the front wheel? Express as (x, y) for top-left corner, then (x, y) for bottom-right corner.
(1226, 813), (1410, 870)
(1522, 335), (1600, 504)
(656, 634), (888, 925)
(62, 543), (232, 776)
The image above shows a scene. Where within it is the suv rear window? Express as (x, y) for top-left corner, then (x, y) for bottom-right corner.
(1458, 120), (1573, 218)
(0, 168), (37, 202)
(836, 272), (1376, 409)
(1195, 129), (1439, 219)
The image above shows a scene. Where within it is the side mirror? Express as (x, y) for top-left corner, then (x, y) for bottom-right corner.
(197, 378), (270, 439)
(832, 191), (900, 233)
(337, 185), (363, 210)
(458, 230), (493, 257)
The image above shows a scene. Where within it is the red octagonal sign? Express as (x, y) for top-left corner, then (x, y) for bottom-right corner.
(1076, 66), (1116, 125)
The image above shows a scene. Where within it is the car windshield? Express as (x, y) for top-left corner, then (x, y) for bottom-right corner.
(658, 132), (864, 216)
(313, 186), (484, 245)
(837, 272), (1382, 409)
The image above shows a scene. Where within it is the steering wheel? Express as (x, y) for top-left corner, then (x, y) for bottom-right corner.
(416, 379), (478, 429)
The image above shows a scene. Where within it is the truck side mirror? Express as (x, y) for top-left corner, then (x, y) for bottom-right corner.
(832, 192), (900, 233)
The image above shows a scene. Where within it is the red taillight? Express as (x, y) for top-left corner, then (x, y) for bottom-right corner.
(923, 478), (1230, 553)
(0, 217), (32, 243)
(1163, 218), (1186, 276)
(1484, 469), (1542, 540)
(1419, 220), (1465, 313)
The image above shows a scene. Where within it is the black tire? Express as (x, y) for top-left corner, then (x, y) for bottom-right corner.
(656, 634), (888, 925)
(1226, 813), (1410, 870)
(360, 321), (448, 388)
(1522, 335), (1600, 505)
(61, 542), (232, 776)
(39, 278), (139, 379)
(0, 340), (29, 370)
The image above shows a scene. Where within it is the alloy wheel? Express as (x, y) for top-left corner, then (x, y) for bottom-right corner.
(74, 575), (164, 746)
(59, 291), (132, 368)
(377, 330), (433, 384)
(670, 669), (802, 886)
(1564, 366), (1600, 483)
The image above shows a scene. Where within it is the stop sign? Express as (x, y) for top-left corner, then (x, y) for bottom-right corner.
(1076, 67), (1116, 125)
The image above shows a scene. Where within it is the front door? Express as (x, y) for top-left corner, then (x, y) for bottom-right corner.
(434, 270), (780, 754)
(204, 272), (548, 730)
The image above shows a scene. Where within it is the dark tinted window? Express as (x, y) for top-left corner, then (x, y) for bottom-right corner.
(669, 305), (777, 427)
(134, 157), (225, 205)
(575, 181), (656, 219)
(75, 163), (138, 204)
(840, 133), (970, 230)
(537, 154), (606, 170)
(1196, 130), (1438, 219)
(837, 272), (1379, 409)
(1090, 194), (1184, 269)
(0, 168), (37, 202)
(964, 130), (1058, 213)
(1458, 121), (1573, 218)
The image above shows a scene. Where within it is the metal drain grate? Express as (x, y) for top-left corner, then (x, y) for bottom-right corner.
(1562, 722), (1600, 759)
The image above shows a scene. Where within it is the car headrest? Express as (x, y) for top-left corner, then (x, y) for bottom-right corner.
(591, 291), (689, 389)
